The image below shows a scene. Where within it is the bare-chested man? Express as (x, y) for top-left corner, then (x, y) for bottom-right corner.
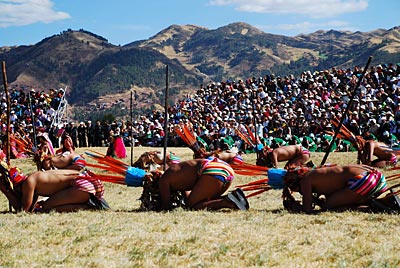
(259, 144), (311, 169)
(281, 164), (388, 213)
(358, 140), (398, 168)
(211, 149), (244, 165)
(0, 167), (107, 212)
(41, 152), (87, 171)
(158, 157), (249, 211)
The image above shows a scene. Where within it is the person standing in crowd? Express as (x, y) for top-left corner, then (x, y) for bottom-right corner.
(77, 122), (87, 148)
(93, 121), (103, 147)
(48, 125), (59, 148)
(69, 122), (78, 148)
(102, 121), (111, 147)
(86, 120), (94, 147)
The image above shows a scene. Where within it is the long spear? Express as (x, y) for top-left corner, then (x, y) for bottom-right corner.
(2, 61), (12, 212)
(163, 65), (169, 171)
(320, 56), (372, 166)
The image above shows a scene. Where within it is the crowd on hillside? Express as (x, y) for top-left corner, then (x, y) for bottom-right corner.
(1, 62), (400, 157)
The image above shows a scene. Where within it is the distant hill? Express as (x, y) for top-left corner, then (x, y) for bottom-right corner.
(0, 29), (203, 111)
(130, 22), (400, 81)
(1, 23), (399, 120)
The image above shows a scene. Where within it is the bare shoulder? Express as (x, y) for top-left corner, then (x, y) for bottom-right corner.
(277, 145), (298, 153)
(367, 140), (385, 147)
(311, 164), (371, 176)
(169, 159), (200, 170)
(43, 169), (80, 177)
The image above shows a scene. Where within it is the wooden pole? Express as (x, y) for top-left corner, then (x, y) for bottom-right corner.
(251, 89), (258, 161)
(2, 61), (12, 212)
(130, 89), (134, 166)
(163, 65), (169, 171)
(1, 62), (11, 165)
(320, 56), (372, 166)
(27, 91), (37, 149)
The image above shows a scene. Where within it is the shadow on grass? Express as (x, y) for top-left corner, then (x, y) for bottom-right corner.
(1, 206), (397, 214)
(0, 210), (16, 214)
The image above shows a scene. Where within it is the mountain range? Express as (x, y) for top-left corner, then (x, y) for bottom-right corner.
(1, 22), (399, 120)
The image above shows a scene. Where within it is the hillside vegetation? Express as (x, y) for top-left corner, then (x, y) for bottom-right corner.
(1, 24), (399, 113)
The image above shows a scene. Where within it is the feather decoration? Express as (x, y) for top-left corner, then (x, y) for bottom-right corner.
(240, 184), (271, 191)
(174, 123), (202, 154)
(235, 126), (267, 153)
(85, 150), (147, 187)
(233, 164), (321, 198)
(182, 124), (197, 145)
(89, 174), (126, 185)
(330, 118), (364, 151)
(86, 150), (128, 169)
(232, 159), (286, 197)
(236, 178), (269, 188)
(13, 133), (29, 146)
(9, 134), (34, 154)
(234, 128), (255, 148)
(235, 178), (272, 198)
(245, 188), (272, 198)
(231, 160), (269, 176)
(245, 125), (257, 145)
(233, 170), (267, 176)
(174, 126), (190, 145)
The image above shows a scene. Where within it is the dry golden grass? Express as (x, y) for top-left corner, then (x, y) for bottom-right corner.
(1, 147), (400, 268)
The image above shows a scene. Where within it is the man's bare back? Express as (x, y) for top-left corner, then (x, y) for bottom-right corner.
(270, 145), (310, 169)
(26, 169), (81, 196)
(303, 165), (372, 195)
(160, 159), (200, 190)
(293, 164), (383, 213)
(361, 140), (397, 167)
(42, 153), (85, 170)
(20, 169), (81, 211)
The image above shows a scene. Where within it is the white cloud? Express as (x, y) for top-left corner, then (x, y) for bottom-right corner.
(208, 0), (368, 18)
(283, 20), (354, 32)
(258, 20), (358, 35)
(0, 0), (70, 27)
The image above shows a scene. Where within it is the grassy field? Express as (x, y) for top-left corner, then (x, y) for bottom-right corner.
(1, 147), (400, 268)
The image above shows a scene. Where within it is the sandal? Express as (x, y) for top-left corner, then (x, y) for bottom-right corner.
(232, 188), (249, 210)
(227, 190), (248, 210)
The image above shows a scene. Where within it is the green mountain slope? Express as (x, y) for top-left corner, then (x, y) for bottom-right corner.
(1, 23), (399, 120)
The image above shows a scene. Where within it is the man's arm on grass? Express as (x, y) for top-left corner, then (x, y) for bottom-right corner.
(0, 181), (22, 211)
(300, 176), (313, 214)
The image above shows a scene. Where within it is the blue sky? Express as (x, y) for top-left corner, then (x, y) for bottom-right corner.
(0, 0), (399, 47)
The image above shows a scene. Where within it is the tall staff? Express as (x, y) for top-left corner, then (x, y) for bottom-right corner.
(1, 61), (11, 165)
(130, 89), (134, 166)
(251, 89), (258, 161)
(2, 61), (12, 212)
(163, 65), (169, 171)
(27, 91), (37, 150)
(320, 56), (372, 166)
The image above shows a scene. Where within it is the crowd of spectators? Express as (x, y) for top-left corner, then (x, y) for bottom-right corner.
(1, 62), (400, 157)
